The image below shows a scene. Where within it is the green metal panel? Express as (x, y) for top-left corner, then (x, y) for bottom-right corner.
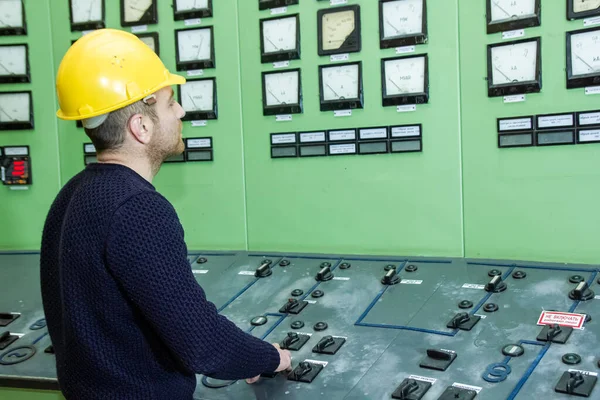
(0, 1), (60, 250)
(459, 0), (600, 264)
(0, 388), (63, 400)
(238, 0), (464, 257)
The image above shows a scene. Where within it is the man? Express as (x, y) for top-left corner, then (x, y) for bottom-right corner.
(40, 29), (291, 399)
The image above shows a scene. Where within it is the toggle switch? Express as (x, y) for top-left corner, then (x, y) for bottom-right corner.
(537, 323), (573, 344)
(437, 386), (477, 400)
(446, 312), (481, 331)
(391, 378), (432, 400)
(419, 349), (457, 371)
(0, 331), (19, 350)
(312, 335), (345, 355)
(569, 281), (595, 301)
(555, 370), (597, 397)
(287, 361), (324, 383)
(382, 268), (401, 285)
(280, 332), (310, 351)
(316, 266), (333, 281)
(279, 298), (308, 314)
(0, 313), (20, 327)
(485, 275), (507, 293)
(255, 261), (272, 278)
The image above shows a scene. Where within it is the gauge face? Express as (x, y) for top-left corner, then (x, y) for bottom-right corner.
(573, 0), (600, 13)
(176, 0), (209, 11)
(0, 0), (24, 30)
(264, 70), (299, 106)
(318, 5), (361, 55)
(491, 40), (538, 84)
(0, 45), (26, 77)
(381, 0), (424, 39)
(0, 92), (30, 122)
(70, 0), (103, 23)
(262, 16), (297, 54)
(384, 56), (425, 96)
(181, 79), (214, 112)
(175, 27), (215, 70)
(139, 35), (156, 52)
(321, 64), (360, 101)
(121, 0), (156, 25)
(490, 0), (535, 22)
(570, 29), (600, 76)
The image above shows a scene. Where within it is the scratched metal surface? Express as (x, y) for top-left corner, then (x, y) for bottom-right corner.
(0, 251), (598, 399)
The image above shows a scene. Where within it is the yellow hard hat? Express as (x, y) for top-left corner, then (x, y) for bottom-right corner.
(56, 28), (185, 122)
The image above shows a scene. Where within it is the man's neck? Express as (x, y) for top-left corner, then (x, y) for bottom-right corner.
(95, 153), (156, 183)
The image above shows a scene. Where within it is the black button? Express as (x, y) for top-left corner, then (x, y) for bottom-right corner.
(291, 289), (304, 297)
(458, 300), (473, 309)
(502, 344), (524, 357)
(339, 262), (351, 269)
(562, 353), (582, 365)
(196, 257), (207, 264)
(569, 275), (585, 284)
(512, 271), (527, 279)
(313, 322), (328, 331)
(320, 262), (331, 268)
(488, 269), (502, 277)
(405, 264), (418, 272)
(279, 260), (290, 267)
(384, 265), (396, 271)
(311, 290), (324, 298)
(291, 321), (304, 329)
(483, 303), (499, 312)
(251, 316), (268, 326)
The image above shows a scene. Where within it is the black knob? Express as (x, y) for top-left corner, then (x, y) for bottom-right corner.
(291, 289), (304, 297)
(566, 372), (585, 393)
(339, 262), (351, 269)
(398, 379), (419, 399)
(448, 313), (470, 329)
(405, 264), (418, 272)
(279, 260), (290, 267)
(255, 262), (272, 278)
(282, 332), (300, 349)
(316, 335), (335, 352)
(316, 266), (333, 281)
(196, 257), (207, 264)
(382, 269), (400, 285)
(547, 324), (562, 340)
(284, 299), (299, 312)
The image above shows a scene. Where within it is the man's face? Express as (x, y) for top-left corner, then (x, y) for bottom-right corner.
(147, 86), (186, 163)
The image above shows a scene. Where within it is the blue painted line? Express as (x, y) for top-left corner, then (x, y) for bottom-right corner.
(406, 259), (452, 264)
(470, 292), (493, 315)
(32, 332), (48, 345)
(217, 279), (259, 312)
(506, 343), (551, 400)
(260, 313), (287, 340)
(297, 259), (343, 302)
(468, 261), (599, 273)
(355, 322), (457, 336)
(355, 286), (388, 325)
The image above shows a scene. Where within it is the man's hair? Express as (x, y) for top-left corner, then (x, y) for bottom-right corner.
(84, 100), (159, 152)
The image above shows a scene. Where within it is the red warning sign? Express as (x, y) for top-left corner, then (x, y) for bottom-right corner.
(537, 311), (586, 329)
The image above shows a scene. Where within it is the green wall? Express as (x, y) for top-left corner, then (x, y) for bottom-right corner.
(0, 0), (598, 265)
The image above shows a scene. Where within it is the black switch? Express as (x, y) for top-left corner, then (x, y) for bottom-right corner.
(437, 386), (477, 399)
(537, 324), (573, 344)
(569, 281), (595, 301)
(419, 349), (457, 371)
(391, 378), (431, 400)
(0, 331), (19, 350)
(280, 332), (310, 351)
(0, 313), (20, 327)
(315, 266), (333, 281)
(255, 261), (272, 278)
(312, 335), (345, 355)
(279, 298), (308, 314)
(555, 370), (597, 397)
(485, 275), (507, 293)
(382, 268), (401, 285)
(287, 361), (323, 383)
(446, 312), (481, 331)
(44, 345), (55, 354)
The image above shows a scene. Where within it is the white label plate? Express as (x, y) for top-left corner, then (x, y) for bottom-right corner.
(391, 125), (421, 137)
(504, 94), (526, 103)
(330, 54), (349, 62)
(359, 128), (387, 140)
(408, 375), (437, 384)
(332, 277), (350, 281)
(569, 369), (598, 377)
(452, 383), (482, 394)
(585, 86), (600, 95)
(498, 118), (532, 131)
(304, 359), (328, 366)
(192, 270), (209, 274)
(397, 104), (416, 112)
(578, 129), (600, 142)
(131, 25), (148, 33)
(238, 271), (255, 276)
(187, 139), (211, 148)
(273, 61), (289, 69)
(396, 46), (415, 54)
(538, 114), (573, 129)
(184, 18), (202, 26)
(187, 69), (204, 77)
(191, 120), (207, 127)
(401, 280), (423, 285)
(271, 133), (296, 144)
(334, 110), (352, 117)
(330, 0), (347, 5)
(276, 114), (292, 122)
(462, 283), (485, 290)
(4, 147), (28, 156)
(537, 311), (586, 329)
(329, 130), (356, 141)
(584, 16), (600, 27)
(270, 7), (287, 15)
(84, 144), (96, 153)
(329, 143), (356, 154)
(579, 112), (600, 125)
(300, 132), (326, 143)
(502, 29), (524, 39)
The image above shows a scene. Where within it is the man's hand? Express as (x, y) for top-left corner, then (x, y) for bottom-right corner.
(245, 343), (292, 384)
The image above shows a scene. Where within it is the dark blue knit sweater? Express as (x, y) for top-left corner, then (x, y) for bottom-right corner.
(40, 163), (279, 399)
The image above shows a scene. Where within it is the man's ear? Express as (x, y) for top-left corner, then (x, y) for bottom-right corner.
(128, 114), (152, 145)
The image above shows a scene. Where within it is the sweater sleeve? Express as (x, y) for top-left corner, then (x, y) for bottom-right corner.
(104, 191), (280, 380)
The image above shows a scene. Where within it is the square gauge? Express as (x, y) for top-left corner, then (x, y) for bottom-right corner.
(318, 61), (363, 111)
(136, 32), (159, 56)
(259, 0), (298, 11)
(568, 0), (600, 20)
(69, 0), (105, 31)
(261, 68), (302, 116)
(487, 37), (541, 97)
(120, 0), (157, 27)
(0, 44), (29, 83)
(566, 27), (600, 89)
(173, 0), (212, 20)
(486, 0), (540, 34)
(317, 4), (361, 56)
(175, 26), (215, 70)
(379, 0), (427, 48)
(0, 0), (26, 36)
(381, 54), (429, 106)
(178, 77), (217, 120)
(260, 14), (300, 64)
(0, 91), (33, 130)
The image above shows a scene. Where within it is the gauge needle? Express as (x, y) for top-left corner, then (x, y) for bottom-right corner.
(494, 66), (512, 82)
(0, 17), (8, 27)
(194, 0), (199, 8)
(385, 18), (400, 34)
(130, 6), (145, 12)
(493, 1), (511, 18)
(0, 107), (14, 121)
(196, 36), (204, 58)
(188, 94), (198, 109)
(267, 89), (282, 103)
(575, 53), (597, 71)
(0, 62), (11, 74)
(388, 78), (402, 91)
(326, 84), (340, 98)
(89, 0), (95, 19)
(266, 36), (279, 51)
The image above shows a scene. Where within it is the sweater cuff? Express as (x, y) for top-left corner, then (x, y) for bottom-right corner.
(264, 342), (281, 374)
